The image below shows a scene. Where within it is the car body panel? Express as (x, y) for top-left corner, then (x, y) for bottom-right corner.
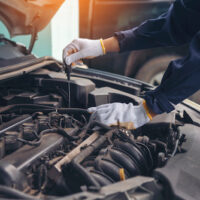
(0, 0), (64, 37)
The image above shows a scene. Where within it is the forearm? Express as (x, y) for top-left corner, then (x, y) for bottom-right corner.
(103, 37), (120, 53)
(114, 0), (200, 53)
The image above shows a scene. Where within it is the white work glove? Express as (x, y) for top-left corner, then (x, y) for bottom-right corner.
(88, 101), (154, 130)
(63, 38), (106, 65)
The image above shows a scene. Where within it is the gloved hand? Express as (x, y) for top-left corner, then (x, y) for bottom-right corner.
(63, 38), (106, 65)
(88, 101), (155, 130)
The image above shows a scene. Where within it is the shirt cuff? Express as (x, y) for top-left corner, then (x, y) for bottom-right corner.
(114, 28), (138, 53)
(114, 32), (125, 53)
(144, 87), (175, 114)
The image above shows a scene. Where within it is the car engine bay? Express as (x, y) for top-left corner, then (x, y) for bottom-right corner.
(0, 61), (199, 200)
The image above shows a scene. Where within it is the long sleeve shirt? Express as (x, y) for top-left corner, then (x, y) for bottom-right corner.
(115, 0), (200, 114)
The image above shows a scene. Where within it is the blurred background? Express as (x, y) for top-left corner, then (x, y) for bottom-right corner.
(1, 0), (198, 101)
(0, 0), (79, 60)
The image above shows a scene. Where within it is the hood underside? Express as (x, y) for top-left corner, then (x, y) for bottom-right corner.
(0, 0), (64, 37)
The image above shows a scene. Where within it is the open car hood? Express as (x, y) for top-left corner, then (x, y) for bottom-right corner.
(0, 0), (64, 37)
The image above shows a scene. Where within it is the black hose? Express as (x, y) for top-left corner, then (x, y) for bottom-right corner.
(136, 142), (154, 170)
(17, 129), (55, 146)
(57, 87), (69, 107)
(0, 185), (39, 200)
(46, 108), (89, 115)
(70, 161), (100, 187)
(0, 104), (53, 114)
(0, 104), (90, 117)
(76, 119), (112, 143)
(81, 119), (111, 134)
(17, 127), (79, 147)
(69, 129), (114, 187)
(39, 128), (79, 141)
(57, 128), (79, 140)
(90, 120), (112, 131)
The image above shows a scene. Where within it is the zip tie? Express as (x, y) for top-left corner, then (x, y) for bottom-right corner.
(119, 168), (125, 181)
(100, 38), (106, 55)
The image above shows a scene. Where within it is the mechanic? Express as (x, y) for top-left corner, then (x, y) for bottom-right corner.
(63, 0), (200, 130)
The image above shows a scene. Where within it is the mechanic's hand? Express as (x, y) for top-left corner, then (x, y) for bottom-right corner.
(63, 38), (106, 65)
(88, 101), (155, 130)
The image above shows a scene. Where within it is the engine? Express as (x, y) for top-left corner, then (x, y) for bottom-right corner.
(0, 72), (186, 199)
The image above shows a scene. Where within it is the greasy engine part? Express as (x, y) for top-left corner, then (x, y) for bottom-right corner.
(0, 133), (65, 191)
(0, 105), (90, 194)
(0, 75), (186, 199)
(61, 126), (179, 194)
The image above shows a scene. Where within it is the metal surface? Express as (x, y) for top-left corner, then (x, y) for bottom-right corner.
(55, 132), (99, 172)
(0, 115), (32, 137)
(1, 133), (64, 170)
(0, 0), (64, 37)
(0, 133), (64, 190)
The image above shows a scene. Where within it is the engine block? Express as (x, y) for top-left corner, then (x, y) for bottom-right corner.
(0, 75), (185, 199)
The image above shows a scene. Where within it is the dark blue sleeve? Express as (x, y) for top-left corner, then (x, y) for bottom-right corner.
(144, 31), (200, 114)
(114, 0), (200, 114)
(115, 0), (200, 52)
